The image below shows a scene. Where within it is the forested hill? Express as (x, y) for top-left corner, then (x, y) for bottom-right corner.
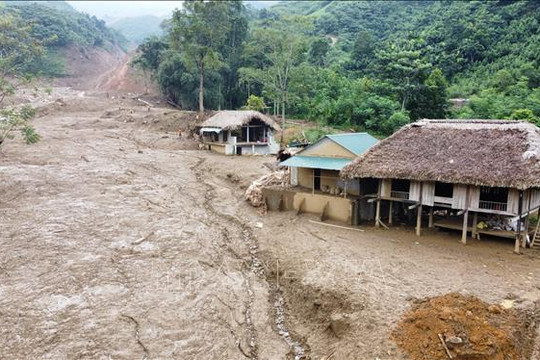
(1, 1), (128, 77)
(134, 0), (540, 136)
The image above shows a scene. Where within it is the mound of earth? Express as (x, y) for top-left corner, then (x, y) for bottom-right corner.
(392, 293), (536, 360)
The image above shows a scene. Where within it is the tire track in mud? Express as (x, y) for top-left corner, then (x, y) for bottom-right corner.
(189, 156), (308, 360)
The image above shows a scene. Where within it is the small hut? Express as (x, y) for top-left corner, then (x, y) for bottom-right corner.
(341, 119), (540, 251)
(273, 133), (378, 224)
(199, 110), (280, 155)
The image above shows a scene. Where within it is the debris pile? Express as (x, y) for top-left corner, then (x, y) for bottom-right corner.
(392, 293), (535, 360)
(245, 170), (289, 210)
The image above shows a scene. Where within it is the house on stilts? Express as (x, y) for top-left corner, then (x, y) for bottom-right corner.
(341, 119), (540, 252)
(199, 110), (280, 155)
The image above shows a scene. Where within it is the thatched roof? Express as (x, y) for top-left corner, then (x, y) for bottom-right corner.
(200, 110), (281, 131)
(341, 119), (540, 190)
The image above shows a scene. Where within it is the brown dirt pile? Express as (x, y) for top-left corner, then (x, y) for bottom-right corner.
(393, 293), (535, 360)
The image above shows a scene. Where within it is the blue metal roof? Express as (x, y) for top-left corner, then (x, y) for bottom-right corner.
(325, 133), (379, 156)
(280, 156), (351, 171)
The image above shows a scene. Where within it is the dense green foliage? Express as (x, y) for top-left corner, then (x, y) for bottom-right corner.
(0, 10), (43, 148)
(1, 1), (128, 76)
(135, 0), (540, 135)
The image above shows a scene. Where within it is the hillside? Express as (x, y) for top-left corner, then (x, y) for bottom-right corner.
(109, 15), (166, 45)
(1, 1), (128, 83)
(134, 0), (540, 136)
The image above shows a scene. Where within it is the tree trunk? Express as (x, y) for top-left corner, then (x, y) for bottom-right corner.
(280, 96), (286, 145)
(199, 61), (204, 114)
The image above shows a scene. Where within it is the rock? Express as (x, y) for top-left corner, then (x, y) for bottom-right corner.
(445, 336), (463, 349)
(255, 222), (263, 229)
(488, 304), (502, 314)
(329, 313), (350, 338)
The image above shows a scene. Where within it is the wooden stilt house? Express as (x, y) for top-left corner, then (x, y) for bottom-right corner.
(341, 119), (540, 252)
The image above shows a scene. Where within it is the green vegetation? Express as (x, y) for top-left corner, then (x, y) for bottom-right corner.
(1, 1), (128, 77)
(109, 15), (165, 45)
(136, 0), (540, 135)
(0, 10), (43, 148)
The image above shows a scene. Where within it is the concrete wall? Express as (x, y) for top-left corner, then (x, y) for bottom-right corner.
(238, 145), (271, 155)
(297, 167), (313, 188)
(262, 188), (353, 224)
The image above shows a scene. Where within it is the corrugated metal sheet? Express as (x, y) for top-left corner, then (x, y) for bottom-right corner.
(280, 156), (351, 171)
(326, 133), (379, 156)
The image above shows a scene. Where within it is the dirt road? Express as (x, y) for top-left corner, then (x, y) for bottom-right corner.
(1, 90), (540, 360)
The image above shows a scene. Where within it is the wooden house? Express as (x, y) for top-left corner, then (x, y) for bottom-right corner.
(275, 133), (378, 223)
(341, 119), (540, 252)
(199, 110), (280, 155)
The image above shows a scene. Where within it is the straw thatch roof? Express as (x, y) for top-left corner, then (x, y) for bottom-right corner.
(200, 110), (281, 131)
(341, 119), (540, 190)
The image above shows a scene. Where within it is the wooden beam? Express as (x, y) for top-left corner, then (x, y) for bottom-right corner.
(428, 207), (434, 228)
(375, 179), (382, 228)
(461, 210), (469, 245)
(309, 220), (365, 232)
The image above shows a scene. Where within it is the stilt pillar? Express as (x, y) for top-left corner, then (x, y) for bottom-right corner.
(416, 204), (422, 236)
(375, 199), (381, 228)
(428, 207), (434, 228)
(461, 210), (469, 245)
(472, 212), (478, 239)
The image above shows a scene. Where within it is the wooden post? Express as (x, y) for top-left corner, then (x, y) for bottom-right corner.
(462, 185), (470, 245)
(515, 191), (523, 253)
(416, 204), (422, 236)
(375, 179), (382, 228)
(428, 207), (434, 228)
(388, 200), (393, 225)
(472, 212), (478, 239)
(461, 210), (469, 245)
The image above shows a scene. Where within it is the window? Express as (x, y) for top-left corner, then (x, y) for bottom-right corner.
(479, 187), (509, 211)
(361, 178), (379, 195)
(391, 179), (410, 199)
(391, 179), (410, 192)
(435, 182), (454, 198)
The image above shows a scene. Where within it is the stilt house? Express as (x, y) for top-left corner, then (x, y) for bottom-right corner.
(341, 119), (540, 251)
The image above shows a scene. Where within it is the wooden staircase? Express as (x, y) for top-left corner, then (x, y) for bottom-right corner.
(532, 220), (540, 248)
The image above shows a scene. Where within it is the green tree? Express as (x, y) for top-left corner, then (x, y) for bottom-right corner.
(375, 40), (431, 112)
(509, 109), (539, 125)
(0, 10), (42, 148)
(308, 37), (330, 66)
(170, 1), (232, 113)
(240, 17), (310, 141)
(244, 95), (266, 112)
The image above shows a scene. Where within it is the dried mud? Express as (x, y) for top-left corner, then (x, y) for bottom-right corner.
(1, 89), (540, 360)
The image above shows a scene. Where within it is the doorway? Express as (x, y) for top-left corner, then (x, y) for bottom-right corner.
(313, 169), (321, 191)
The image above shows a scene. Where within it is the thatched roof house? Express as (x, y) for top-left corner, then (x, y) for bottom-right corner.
(341, 119), (540, 249)
(200, 110), (281, 131)
(342, 119), (540, 190)
(199, 110), (280, 155)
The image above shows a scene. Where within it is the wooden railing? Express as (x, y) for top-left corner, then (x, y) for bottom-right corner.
(391, 190), (410, 199)
(478, 200), (508, 212)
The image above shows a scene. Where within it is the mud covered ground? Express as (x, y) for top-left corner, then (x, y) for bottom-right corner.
(1, 90), (540, 360)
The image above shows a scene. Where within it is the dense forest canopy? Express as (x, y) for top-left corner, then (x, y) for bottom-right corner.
(134, 0), (540, 136)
